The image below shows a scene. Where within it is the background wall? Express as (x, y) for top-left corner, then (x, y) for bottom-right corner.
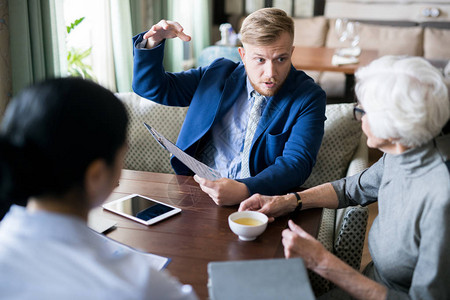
(0, 0), (11, 120)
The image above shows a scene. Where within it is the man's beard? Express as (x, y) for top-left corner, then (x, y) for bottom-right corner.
(249, 77), (284, 97)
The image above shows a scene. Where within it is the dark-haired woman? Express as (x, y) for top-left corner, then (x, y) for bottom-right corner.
(0, 78), (197, 300)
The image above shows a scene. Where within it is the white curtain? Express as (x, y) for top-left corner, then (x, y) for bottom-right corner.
(110, 0), (133, 92)
(166, 0), (211, 72)
(63, 0), (135, 92)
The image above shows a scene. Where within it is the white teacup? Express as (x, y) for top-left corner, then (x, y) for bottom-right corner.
(228, 211), (269, 241)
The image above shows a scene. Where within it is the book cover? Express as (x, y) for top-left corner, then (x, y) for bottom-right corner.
(208, 258), (315, 300)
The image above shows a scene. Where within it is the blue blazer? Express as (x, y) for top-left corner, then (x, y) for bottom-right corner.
(132, 34), (326, 196)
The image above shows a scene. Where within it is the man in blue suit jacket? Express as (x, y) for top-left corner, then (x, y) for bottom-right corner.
(132, 8), (326, 206)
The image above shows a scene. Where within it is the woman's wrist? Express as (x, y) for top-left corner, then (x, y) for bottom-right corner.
(312, 248), (334, 275)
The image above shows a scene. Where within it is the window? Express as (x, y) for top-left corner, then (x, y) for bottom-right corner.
(62, 0), (135, 92)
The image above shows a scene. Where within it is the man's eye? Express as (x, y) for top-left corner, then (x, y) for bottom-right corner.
(278, 57), (286, 62)
(257, 58), (264, 63)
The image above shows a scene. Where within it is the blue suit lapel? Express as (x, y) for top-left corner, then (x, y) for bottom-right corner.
(178, 63), (247, 151)
(215, 65), (247, 122)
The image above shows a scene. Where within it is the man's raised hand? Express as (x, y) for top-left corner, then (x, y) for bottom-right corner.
(143, 20), (191, 49)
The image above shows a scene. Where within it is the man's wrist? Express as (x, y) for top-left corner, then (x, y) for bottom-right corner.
(145, 39), (159, 49)
(140, 36), (163, 50)
(289, 192), (302, 212)
(138, 38), (148, 49)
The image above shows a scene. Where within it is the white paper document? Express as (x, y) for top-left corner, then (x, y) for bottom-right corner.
(99, 233), (170, 270)
(88, 207), (117, 233)
(144, 122), (221, 181)
(140, 251), (171, 270)
(108, 239), (170, 270)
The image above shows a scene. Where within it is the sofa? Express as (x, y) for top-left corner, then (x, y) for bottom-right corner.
(115, 91), (369, 295)
(115, 92), (367, 186)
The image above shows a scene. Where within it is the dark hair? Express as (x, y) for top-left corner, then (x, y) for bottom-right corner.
(0, 78), (128, 215)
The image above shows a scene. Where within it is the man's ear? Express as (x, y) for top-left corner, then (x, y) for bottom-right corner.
(84, 159), (109, 205)
(238, 47), (245, 62)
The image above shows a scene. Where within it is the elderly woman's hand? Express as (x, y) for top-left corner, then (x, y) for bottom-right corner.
(282, 220), (327, 270)
(239, 194), (298, 222)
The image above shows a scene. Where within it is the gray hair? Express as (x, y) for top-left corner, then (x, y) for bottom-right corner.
(355, 56), (450, 147)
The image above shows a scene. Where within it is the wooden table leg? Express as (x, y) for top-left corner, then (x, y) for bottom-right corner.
(344, 73), (356, 102)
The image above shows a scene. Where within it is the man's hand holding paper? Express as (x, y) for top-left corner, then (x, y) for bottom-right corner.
(193, 175), (250, 206)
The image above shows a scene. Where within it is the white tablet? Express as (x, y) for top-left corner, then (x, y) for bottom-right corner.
(102, 194), (181, 225)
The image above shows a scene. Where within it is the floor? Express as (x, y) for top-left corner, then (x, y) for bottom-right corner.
(359, 148), (382, 271)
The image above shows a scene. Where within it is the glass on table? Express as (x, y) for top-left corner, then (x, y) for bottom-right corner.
(335, 18), (348, 45)
(346, 21), (361, 56)
(334, 19), (361, 57)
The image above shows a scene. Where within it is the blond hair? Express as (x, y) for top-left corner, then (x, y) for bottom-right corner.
(240, 8), (294, 46)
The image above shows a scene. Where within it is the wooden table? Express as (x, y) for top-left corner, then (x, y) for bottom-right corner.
(97, 170), (323, 300)
(291, 46), (378, 99)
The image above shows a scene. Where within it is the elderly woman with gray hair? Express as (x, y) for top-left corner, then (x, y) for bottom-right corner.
(239, 56), (450, 300)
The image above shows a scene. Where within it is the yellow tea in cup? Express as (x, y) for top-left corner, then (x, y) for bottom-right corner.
(233, 217), (263, 226)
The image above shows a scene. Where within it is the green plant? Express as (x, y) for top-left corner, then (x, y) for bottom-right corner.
(66, 17), (85, 34)
(66, 17), (96, 81)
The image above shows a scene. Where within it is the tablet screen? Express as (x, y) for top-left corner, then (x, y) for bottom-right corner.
(107, 195), (175, 222)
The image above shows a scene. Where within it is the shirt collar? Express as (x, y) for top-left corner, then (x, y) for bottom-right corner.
(388, 139), (443, 176)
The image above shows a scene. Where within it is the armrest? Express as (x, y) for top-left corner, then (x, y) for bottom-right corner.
(334, 133), (368, 269)
(346, 133), (368, 177)
(334, 205), (369, 270)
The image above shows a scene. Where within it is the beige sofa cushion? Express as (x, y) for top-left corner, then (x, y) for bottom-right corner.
(292, 16), (329, 88)
(302, 103), (362, 188)
(303, 70), (321, 84)
(293, 16), (328, 47)
(317, 72), (347, 98)
(424, 27), (450, 59)
(115, 92), (188, 174)
(326, 19), (424, 56)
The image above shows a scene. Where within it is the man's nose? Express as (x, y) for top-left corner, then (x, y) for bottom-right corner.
(264, 61), (276, 78)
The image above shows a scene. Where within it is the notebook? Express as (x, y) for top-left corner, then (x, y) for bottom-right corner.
(207, 258), (315, 300)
